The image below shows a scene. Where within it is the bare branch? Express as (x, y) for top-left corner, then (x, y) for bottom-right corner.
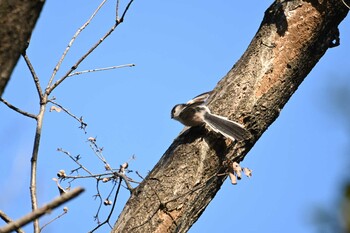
(118, 0), (134, 23)
(57, 148), (94, 176)
(88, 139), (108, 165)
(30, 106), (46, 233)
(0, 97), (37, 119)
(68, 64), (135, 77)
(47, 0), (135, 94)
(1, 1), (135, 233)
(93, 179), (104, 224)
(90, 179), (122, 233)
(22, 53), (43, 100)
(0, 211), (24, 233)
(0, 187), (84, 233)
(40, 207), (68, 232)
(113, 1), (349, 231)
(46, 0), (108, 89)
(48, 26), (115, 94)
(48, 99), (87, 132)
(116, 0), (120, 19)
(118, 173), (134, 193)
(63, 173), (110, 179)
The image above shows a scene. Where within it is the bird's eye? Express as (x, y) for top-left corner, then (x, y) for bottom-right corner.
(171, 106), (177, 118)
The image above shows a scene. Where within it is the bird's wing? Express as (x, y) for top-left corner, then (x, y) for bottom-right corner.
(186, 91), (212, 105)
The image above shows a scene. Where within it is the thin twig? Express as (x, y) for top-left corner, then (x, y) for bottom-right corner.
(135, 171), (145, 180)
(48, 26), (116, 94)
(118, 0), (134, 23)
(57, 148), (94, 176)
(1, 2), (136, 233)
(68, 64), (135, 77)
(0, 98), (37, 119)
(105, 180), (118, 207)
(90, 178), (122, 233)
(93, 176), (120, 225)
(47, 0), (135, 95)
(0, 188), (84, 233)
(89, 140), (108, 165)
(40, 207), (68, 232)
(0, 211), (24, 233)
(46, 0), (108, 90)
(93, 179), (103, 225)
(64, 173), (112, 179)
(22, 53), (43, 100)
(116, 0), (120, 19)
(48, 99), (87, 132)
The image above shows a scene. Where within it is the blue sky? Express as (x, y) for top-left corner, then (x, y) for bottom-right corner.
(1, 1), (349, 232)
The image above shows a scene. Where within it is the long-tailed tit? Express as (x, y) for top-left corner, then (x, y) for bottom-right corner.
(171, 92), (249, 141)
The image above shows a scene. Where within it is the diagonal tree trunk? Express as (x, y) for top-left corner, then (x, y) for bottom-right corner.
(113, 1), (348, 232)
(0, 0), (45, 97)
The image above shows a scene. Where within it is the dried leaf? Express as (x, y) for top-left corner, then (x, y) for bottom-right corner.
(243, 167), (253, 178)
(49, 106), (61, 112)
(228, 171), (237, 185)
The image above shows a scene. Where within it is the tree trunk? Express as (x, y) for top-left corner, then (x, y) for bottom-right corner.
(0, 0), (45, 97)
(113, 1), (348, 232)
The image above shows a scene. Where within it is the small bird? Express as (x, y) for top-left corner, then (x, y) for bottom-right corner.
(171, 92), (249, 141)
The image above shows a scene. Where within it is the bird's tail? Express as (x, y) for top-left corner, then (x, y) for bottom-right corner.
(203, 112), (249, 141)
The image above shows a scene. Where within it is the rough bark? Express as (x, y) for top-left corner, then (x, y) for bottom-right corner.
(113, 1), (348, 232)
(0, 0), (45, 97)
